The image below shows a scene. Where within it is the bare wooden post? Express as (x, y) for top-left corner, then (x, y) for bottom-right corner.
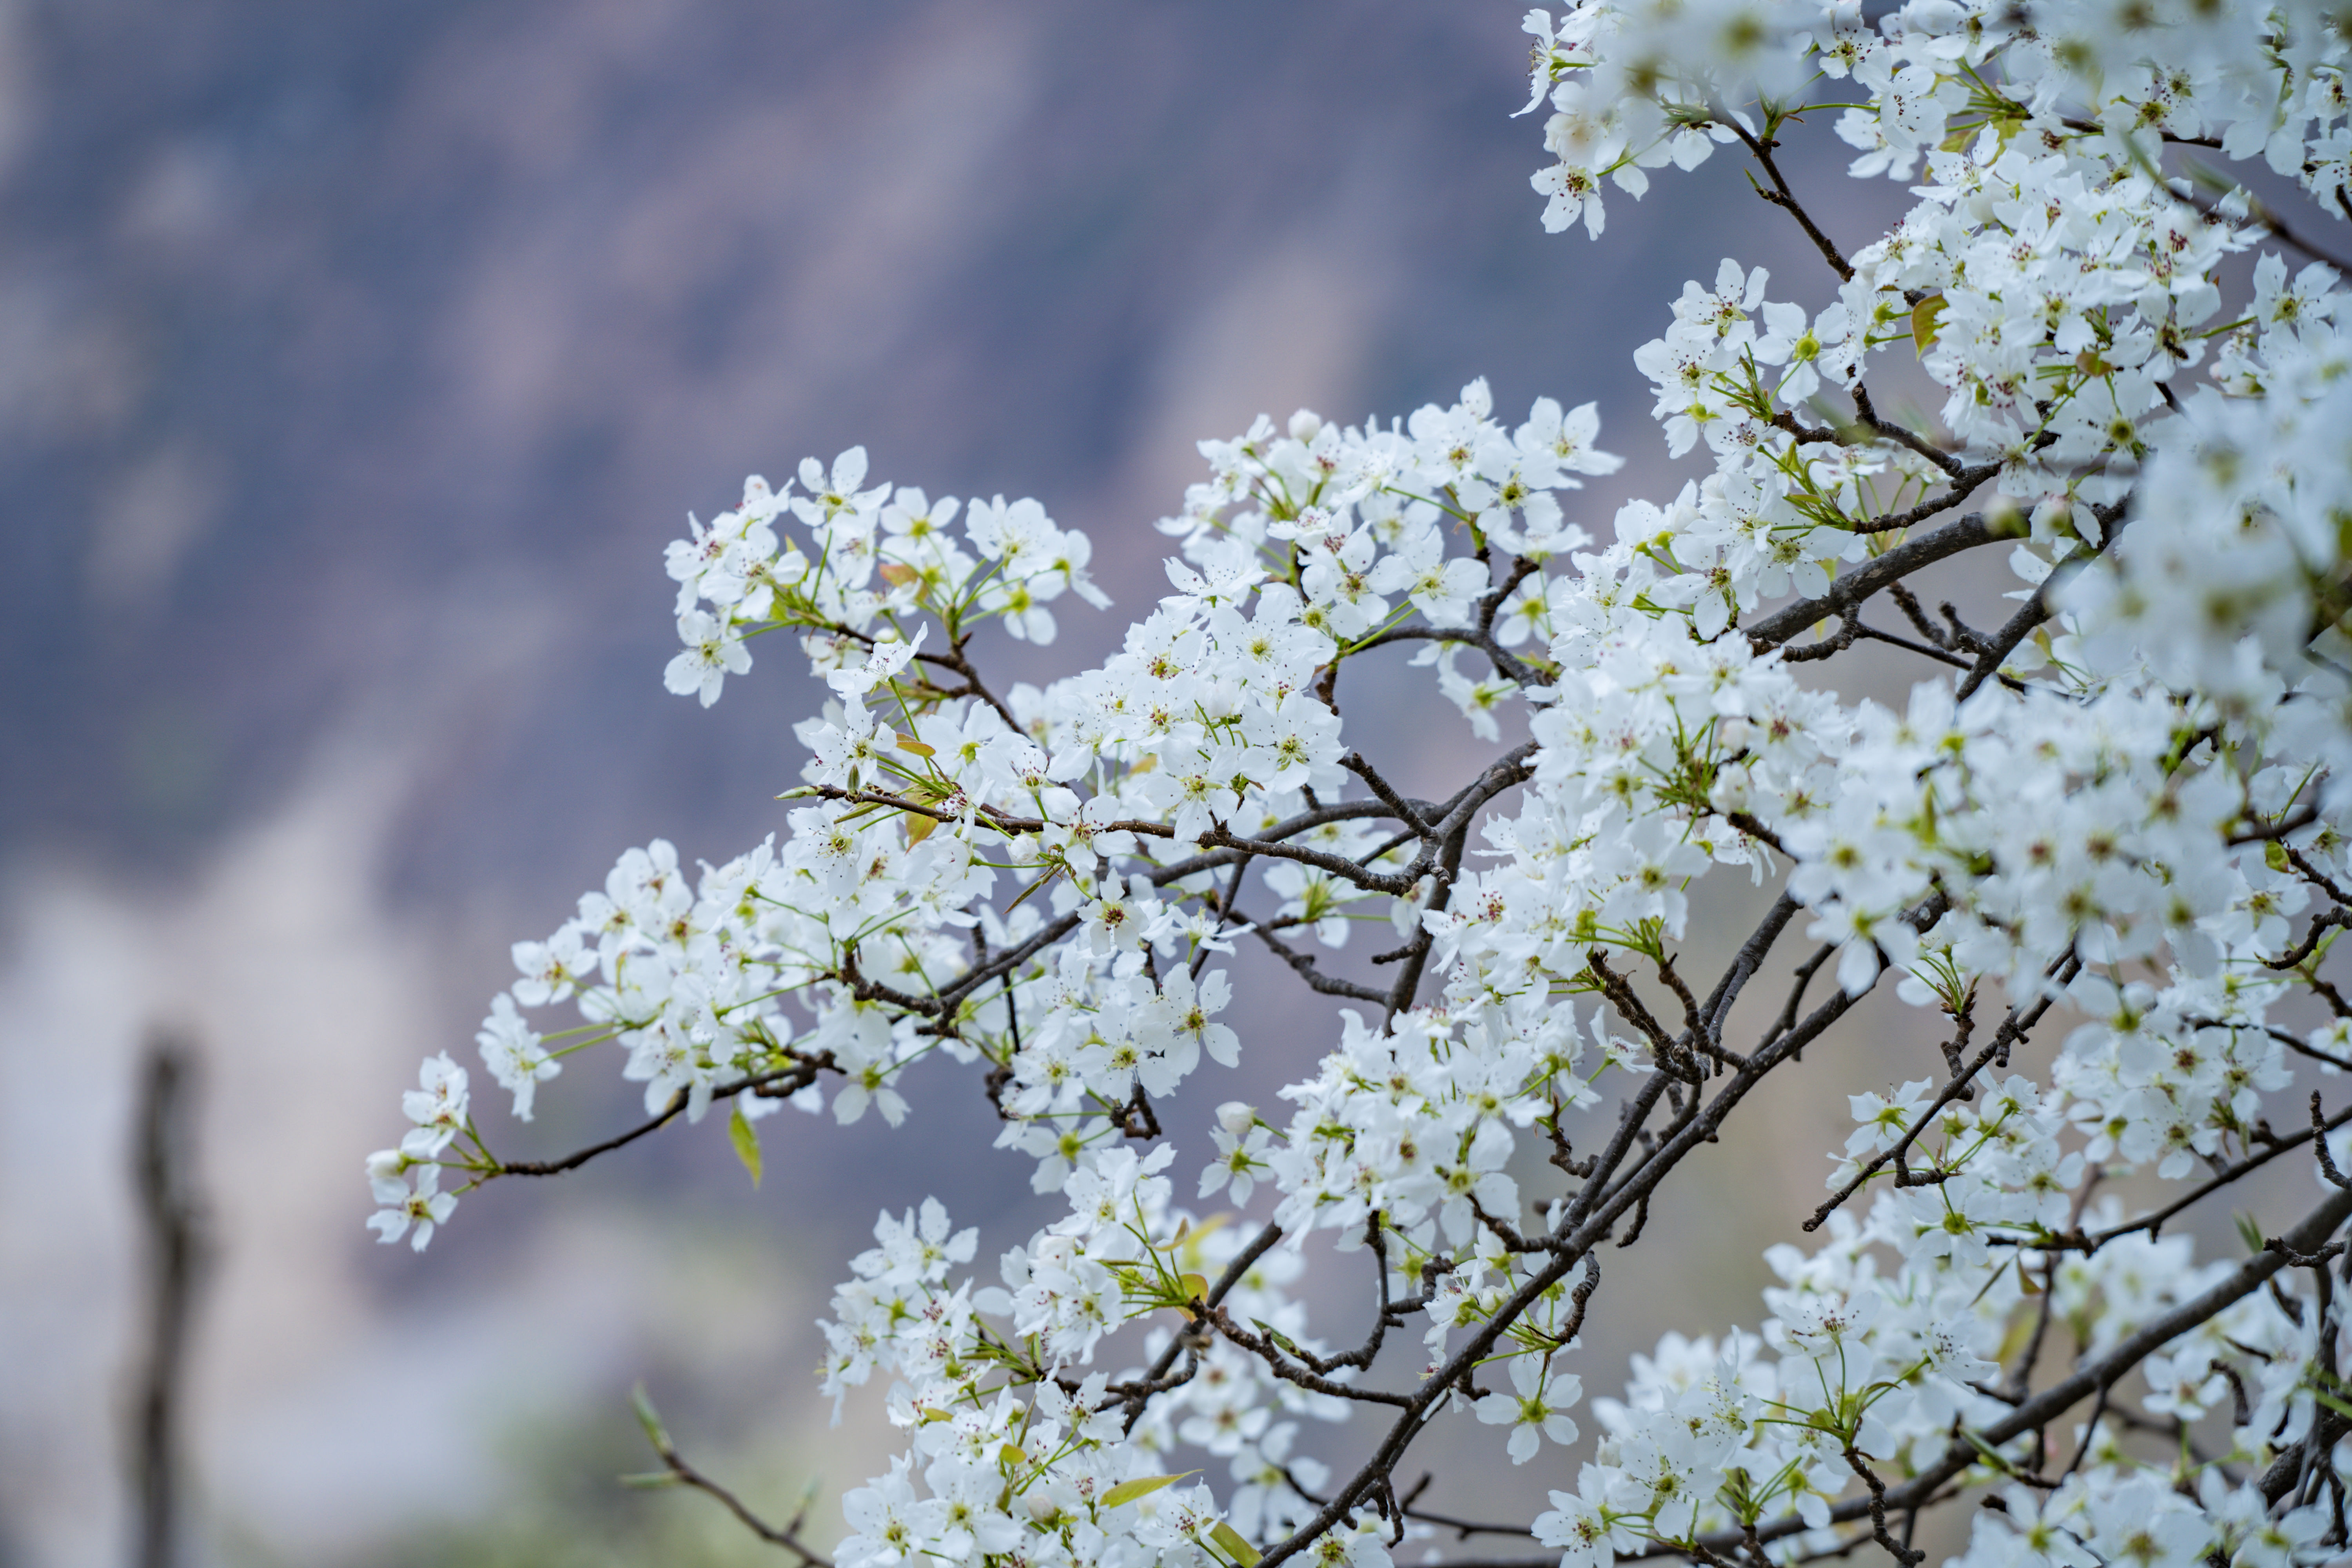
(131, 1032), (205, 1568)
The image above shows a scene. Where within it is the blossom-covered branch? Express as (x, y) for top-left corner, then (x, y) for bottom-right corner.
(364, 2), (2352, 1566)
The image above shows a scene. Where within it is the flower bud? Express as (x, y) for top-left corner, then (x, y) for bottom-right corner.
(1215, 1100), (1256, 1136)
(1287, 408), (1323, 443)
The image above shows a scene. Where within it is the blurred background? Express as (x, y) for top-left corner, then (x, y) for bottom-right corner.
(0, 1), (2158, 1564)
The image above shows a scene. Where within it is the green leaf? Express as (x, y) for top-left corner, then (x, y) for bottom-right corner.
(1953, 1427), (2020, 1477)
(1211, 1522), (1264, 1566)
(1101, 1471), (1198, 1508)
(1911, 293), (1947, 355)
(631, 1383), (670, 1449)
(1165, 1212), (1232, 1250)
(2236, 1211), (2266, 1255)
(729, 1105), (763, 1189)
(1253, 1318), (1301, 1356)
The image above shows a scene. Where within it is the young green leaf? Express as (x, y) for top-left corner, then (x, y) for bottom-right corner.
(1210, 1522), (1264, 1566)
(1911, 293), (1947, 354)
(729, 1104), (763, 1189)
(1101, 1472), (1198, 1508)
(631, 1383), (670, 1449)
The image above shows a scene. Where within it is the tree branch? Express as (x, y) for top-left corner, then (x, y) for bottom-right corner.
(1744, 513), (1997, 650)
(493, 1058), (831, 1178)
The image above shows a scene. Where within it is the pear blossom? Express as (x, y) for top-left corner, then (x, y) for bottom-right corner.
(1477, 1353), (1584, 1462)
(364, 6), (2352, 1565)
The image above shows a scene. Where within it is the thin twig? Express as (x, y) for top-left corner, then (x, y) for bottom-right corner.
(635, 1394), (833, 1567)
(495, 1058), (830, 1178)
(1719, 116), (1854, 281)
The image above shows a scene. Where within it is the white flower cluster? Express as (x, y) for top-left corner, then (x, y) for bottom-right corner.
(364, 381), (1627, 1254)
(364, 0), (2352, 1563)
(1543, 1159), (2342, 1568)
(2066, 293), (2352, 717)
(1263, 1004), (1605, 1252)
(813, 1158), (1376, 1568)
(1523, 0), (2351, 234)
(1526, 0), (2352, 678)
(662, 447), (1110, 708)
